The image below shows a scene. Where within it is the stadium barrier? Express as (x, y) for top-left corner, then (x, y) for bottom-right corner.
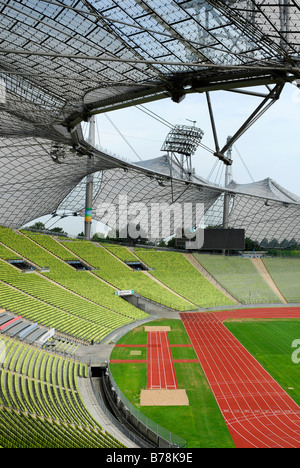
(106, 365), (186, 448)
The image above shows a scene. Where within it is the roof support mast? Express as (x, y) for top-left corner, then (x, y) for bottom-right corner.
(223, 137), (233, 230)
(84, 116), (95, 240)
(222, 137), (233, 255)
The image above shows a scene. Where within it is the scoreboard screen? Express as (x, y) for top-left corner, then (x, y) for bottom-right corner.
(201, 229), (245, 250)
(176, 229), (245, 250)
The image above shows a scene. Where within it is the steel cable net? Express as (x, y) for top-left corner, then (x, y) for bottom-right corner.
(0, 0), (299, 246)
(81, 158), (300, 247)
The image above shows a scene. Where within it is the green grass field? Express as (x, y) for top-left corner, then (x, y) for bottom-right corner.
(110, 319), (235, 448)
(225, 319), (300, 407)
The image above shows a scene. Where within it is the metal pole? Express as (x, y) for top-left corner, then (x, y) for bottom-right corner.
(279, 0), (290, 50)
(223, 137), (233, 229)
(206, 92), (220, 154)
(84, 116), (96, 240)
(222, 137), (233, 254)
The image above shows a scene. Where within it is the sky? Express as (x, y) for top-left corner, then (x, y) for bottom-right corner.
(25, 82), (300, 236)
(92, 83), (300, 193)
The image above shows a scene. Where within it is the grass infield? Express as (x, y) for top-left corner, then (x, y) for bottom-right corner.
(110, 319), (235, 448)
(110, 317), (300, 448)
(225, 318), (300, 408)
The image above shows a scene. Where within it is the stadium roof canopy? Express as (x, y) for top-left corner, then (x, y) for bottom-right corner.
(0, 0), (300, 246)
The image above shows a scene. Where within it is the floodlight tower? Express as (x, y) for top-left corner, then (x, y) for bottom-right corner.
(84, 116), (96, 240)
(223, 136), (233, 230)
(161, 125), (204, 180)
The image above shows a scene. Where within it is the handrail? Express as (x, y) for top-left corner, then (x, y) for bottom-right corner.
(107, 365), (186, 448)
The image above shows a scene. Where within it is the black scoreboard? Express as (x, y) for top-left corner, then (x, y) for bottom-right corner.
(176, 229), (245, 251)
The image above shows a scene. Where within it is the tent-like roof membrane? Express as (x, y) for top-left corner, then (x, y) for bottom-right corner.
(0, 1), (299, 246)
(1, 0), (300, 139)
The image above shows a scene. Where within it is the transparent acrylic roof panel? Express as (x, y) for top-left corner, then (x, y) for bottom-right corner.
(1, 0), (300, 145)
(1, 0), (298, 128)
(212, 0), (300, 57)
(90, 0), (276, 69)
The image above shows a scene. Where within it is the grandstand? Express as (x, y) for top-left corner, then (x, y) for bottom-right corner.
(0, 334), (125, 448)
(0, 228), (300, 448)
(263, 258), (300, 303)
(105, 245), (139, 263)
(0, 227), (241, 345)
(134, 250), (236, 308)
(0, 228), (148, 342)
(61, 239), (196, 311)
(194, 254), (283, 304)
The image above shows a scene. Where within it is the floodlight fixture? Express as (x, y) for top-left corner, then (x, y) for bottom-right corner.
(161, 125), (204, 157)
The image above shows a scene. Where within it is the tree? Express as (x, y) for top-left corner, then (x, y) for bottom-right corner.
(92, 233), (105, 241)
(269, 238), (279, 249)
(261, 238), (269, 248)
(158, 239), (166, 247)
(245, 237), (262, 251)
(167, 237), (176, 248)
(29, 221), (46, 231)
(50, 227), (66, 235)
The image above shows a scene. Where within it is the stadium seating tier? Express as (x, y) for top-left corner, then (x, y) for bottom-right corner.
(0, 335), (125, 448)
(194, 254), (283, 304)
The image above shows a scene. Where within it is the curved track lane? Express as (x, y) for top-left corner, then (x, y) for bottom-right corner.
(181, 308), (300, 448)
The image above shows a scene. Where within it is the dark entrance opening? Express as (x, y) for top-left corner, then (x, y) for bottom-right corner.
(126, 262), (148, 271)
(66, 261), (91, 271)
(91, 366), (103, 378)
(7, 259), (36, 272)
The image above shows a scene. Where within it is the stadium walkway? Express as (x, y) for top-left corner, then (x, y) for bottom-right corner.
(77, 376), (138, 448)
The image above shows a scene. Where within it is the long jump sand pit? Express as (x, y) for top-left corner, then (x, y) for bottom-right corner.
(144, 326), (171, 332)
(140, 389), (189, 407)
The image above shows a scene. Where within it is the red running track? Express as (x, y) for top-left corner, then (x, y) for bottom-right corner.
(181, 308), (300, 448)
(147, 331), (178, 390)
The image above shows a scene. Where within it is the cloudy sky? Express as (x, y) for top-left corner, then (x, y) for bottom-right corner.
(27, 82), (300, 235)
(92, 82), (300, 195)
